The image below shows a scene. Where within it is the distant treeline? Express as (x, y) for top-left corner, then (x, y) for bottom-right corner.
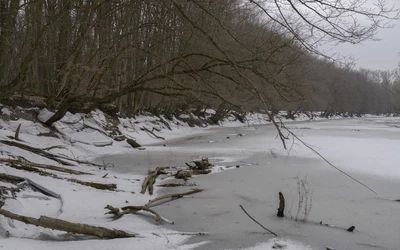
(1, 0), (399, 122)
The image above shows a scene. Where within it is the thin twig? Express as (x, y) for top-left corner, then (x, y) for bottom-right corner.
(282, 124), (377, 195)
(239, 205), (277, 237)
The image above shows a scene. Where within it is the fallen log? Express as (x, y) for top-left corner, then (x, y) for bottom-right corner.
(1, 163), (116, 191)
(141, 167), (168, 195)
(157, 183), (184, 187)
(0, 173), (25, 184)
(0, 158), (91, 175)
(0, 173), (60, 199)
(68, 179), (117, 191)
(0, 208), (136, 239)
(126, 139), (141, 148)
(7, 162), (58, 177)
(0, 140), (74, 165)
(141, 126), (165, 140)
(0, 140), (102, 167)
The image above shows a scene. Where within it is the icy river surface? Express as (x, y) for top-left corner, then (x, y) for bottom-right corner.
(100, 118), (400, 250)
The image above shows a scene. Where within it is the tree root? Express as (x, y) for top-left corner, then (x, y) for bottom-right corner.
(106, 189), (203, 222)
(0, 208), (136, 239)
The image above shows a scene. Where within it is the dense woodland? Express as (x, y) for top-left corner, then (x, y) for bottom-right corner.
(1, 0), (399, 124)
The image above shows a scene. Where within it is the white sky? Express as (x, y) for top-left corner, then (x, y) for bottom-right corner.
(322, 0), (400, 71)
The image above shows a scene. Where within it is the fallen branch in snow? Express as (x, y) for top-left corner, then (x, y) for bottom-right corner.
(42, 145), (67, 151)
(141, 126), (165, 140)
(0, 158), (91, 175)
(0, 173), (25, 184)
(0, 208), (136, 239)
(239, 204), (278, 237)
(105, 205), (163, 221)
(157, 183), (184, 187)
(1, 164), (115, 191)
(68, 179), (117, 190)
(0, 140), (74, 165)
(145, 189), (203, 208)
(7, 162), (58, 177)
(0, 140), (102, 167)
(280, 124), (378, 195)
(141, 167), (168, 195)
(105, 189), (203, 221)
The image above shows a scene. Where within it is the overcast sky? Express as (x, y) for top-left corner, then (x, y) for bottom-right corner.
(322, 0), (400, 71)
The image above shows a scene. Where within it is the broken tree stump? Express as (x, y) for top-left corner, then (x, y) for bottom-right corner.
(277, 192), (285, 217)
(0, 208), (136, 239)
(141, 167), (167, 195)
(347, 226), (355, 232)
(126, 139), (141, 148)
(175, 170), (192, 181)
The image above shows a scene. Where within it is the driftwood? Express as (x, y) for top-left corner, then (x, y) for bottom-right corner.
(0, 173), (60, 199)
(0, 158), (90, 175)
(0, 140), (102, 167)
(145, 189), (203, 207)
(186, 158), (212, 171)
(68, 179), (117, 190)
(0, 140), (74, 166)
(105, 205), (163, 221)
(106, 189), (203, 221)
(15, 124), (21, 140)
(0, 173), (25, 184)
(175, 170), (192, 181)
(141, 167), (168, 195)
(126, 139), (141, 148)
(0, 208), (136, 239)
(42, 145), (67, 151)
(239, 204), (277, 237)
(277, 192), (285, 217)
(1, 166), (115, 191)
(7, 162), (57, 177)
(347, 226), (355, 232)
(141, 126), (165, 140)
(157, 183), (184, 187)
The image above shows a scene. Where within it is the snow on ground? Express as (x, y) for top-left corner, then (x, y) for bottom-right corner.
(235, 238), (313, 250)
(0, 105), (397, 250)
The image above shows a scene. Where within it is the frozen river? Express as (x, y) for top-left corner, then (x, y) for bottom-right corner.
(99, 117), (400, 249)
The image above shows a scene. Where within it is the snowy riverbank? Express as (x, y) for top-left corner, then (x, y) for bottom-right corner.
(0, 104), (399, 250)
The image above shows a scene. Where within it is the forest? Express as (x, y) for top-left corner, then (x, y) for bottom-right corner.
(1, 0), (400, 123)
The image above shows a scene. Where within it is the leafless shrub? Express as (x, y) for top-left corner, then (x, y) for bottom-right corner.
(295, 175), (313, 222)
